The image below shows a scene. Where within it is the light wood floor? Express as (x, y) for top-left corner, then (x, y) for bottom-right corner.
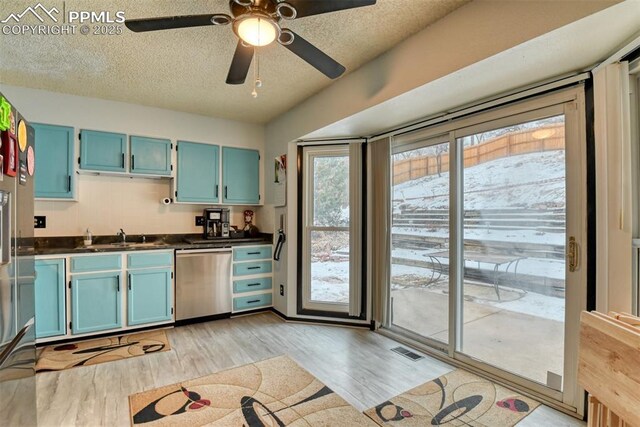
(36, 312), (585, 426)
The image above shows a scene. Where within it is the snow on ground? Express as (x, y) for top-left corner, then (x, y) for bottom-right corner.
(310, 261), (349, 303)
(311, 257), (565, 322)
(392, 227), (565, 246)
(389, 263), (565, 322)
(392, 247), (565, 280)
(393, 150), (565, 210)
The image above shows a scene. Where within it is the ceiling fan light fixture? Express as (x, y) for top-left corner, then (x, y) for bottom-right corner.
(276, 2), (297, 20)
(278, 29), (294, 46)
(235, 15), (278, 47)
(210, 14), (232, 25)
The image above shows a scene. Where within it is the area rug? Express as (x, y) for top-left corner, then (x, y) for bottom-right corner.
(129, 355), (376, 426)
(36, 329), (171, 372)
(364, 369), (540, 426)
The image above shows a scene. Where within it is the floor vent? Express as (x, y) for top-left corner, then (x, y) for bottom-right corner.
(391, 346), (424, 361)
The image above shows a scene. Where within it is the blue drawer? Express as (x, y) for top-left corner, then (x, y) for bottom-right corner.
(70, 254), (121, 273)
(233, 261), (272, 276)
(127, 252), (173, 269)
(233, 246), (272, 262)
(233, 277), (272, 294)
(233, 293), (272, 311)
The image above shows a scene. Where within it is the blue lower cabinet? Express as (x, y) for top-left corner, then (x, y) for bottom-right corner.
(71, 272), (122, 334)
(233, 277), (272, 294)
(233, 246), (272, 262)
(127, 252), (172, 269)
(233, 261), (272, 276)
(233, 293), (272, 311)
(127, 268), (172, 326)
(70, 254), (121, 273)
(34, 259), (66, 338)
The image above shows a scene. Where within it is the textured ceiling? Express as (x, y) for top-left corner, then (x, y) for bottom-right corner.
(0, 0), (468, 123)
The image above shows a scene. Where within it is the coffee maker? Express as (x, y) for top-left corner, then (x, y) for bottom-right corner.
(203, 208), (230, 239)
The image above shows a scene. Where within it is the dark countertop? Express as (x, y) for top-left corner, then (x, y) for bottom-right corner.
(35, 233), (273, 256)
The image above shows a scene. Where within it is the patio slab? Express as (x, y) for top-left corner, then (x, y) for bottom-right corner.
(391, 287), (564, 387)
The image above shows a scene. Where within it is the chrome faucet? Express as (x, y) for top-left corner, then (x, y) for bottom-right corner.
(117, 228), (126, 244)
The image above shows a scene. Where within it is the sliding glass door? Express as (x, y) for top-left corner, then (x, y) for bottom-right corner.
(390, 135), (450, 349)
(300, 145), (363, 316)
(458, 114), (568, 391)
(386, 89), (587, 410)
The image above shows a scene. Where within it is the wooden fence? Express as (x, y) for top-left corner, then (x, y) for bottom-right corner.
(393, 124), (565, 185)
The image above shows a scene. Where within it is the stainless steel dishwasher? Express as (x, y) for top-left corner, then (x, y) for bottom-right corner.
(176, 248), (232, 321)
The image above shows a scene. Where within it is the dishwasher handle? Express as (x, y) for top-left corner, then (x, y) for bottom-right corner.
(177, 248), (232, 255)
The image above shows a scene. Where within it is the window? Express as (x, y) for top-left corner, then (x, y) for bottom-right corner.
(299, 144), (364, 317)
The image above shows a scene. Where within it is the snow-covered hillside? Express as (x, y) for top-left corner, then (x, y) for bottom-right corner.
(393, 150), (565, 210)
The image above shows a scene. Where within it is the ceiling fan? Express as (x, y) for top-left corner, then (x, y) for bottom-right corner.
(125, 0), (377, 85)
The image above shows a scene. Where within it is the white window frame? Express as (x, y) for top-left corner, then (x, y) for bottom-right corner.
(382, 86), (587, 415)
(300, 145), (363, 315)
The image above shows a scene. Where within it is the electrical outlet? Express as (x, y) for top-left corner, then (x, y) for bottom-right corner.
(34, 216), (46, 229)
(279, 284), (284, 296)
(195, 216), (204, 226)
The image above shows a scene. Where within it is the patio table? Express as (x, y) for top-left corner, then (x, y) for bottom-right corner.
(426, 250), (526, 300)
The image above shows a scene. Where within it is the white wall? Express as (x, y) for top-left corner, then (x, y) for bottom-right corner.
(0, 84), (267, 237)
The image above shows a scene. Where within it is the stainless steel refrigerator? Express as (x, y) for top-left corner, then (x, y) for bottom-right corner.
(0, 92), (36, 426)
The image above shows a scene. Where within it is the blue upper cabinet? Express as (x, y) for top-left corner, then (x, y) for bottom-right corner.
(176, 141), (219, 203)
(222, 147), (260, 204)
(34, 259), (66, 339)
(79, 129), (126, 172)
(130, 136), (172, 176)
(32, 123), (75, 199)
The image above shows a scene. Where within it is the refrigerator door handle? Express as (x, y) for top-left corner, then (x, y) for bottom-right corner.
(0, 191), (10, 265)
(0, 322), (32, 367)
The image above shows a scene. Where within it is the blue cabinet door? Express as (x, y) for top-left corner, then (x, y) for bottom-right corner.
(34, 259), (66, 338)
(130, 136), (172, 176)
(222, 147), (260, 204)
(233, 293), (272, 311)
(32, 123), (74, 199)
(71, 272), (122, 334)
(127, 268), (172, 326)
(176, 141), (219, 203)
(234, 246), (272, 262)
(233, 260), (272, 276)
(79, 129), (126, 172)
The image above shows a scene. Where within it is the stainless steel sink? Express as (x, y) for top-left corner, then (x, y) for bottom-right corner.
(84, 242), (165, 250)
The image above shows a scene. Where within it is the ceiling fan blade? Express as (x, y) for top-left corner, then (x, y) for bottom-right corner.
(282, 31), (345, 79)
(125, 14), (228, 32)
(284, 0), (376, 18)
(226, 41), (255, 85)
